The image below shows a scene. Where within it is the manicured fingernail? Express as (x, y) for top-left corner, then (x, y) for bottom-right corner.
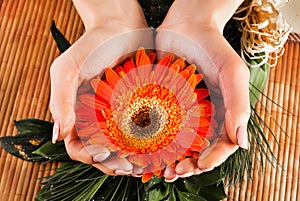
(178, 172), (194, 178)
(237, 126), (249, 149)
(132, 173), (143, 178)
(52, 120), (59, 144)
(201, 167), (214, 172)
(115, 170), (132, 175)
(165, 175), (179, 183)
(93, 153), (110, 163)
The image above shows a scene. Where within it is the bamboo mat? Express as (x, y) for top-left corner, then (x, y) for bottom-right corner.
(0, 1), (299, 200)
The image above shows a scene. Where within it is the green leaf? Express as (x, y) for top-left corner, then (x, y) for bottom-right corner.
(32, 141), (71, 162)
(0, 132), (50, 161)
(184, 167), (224, 187)
(50, 21), (71, 53)
(14, 118), (53, 134)
(148, 182), (171, 201)
(249, 62), (269, 107)
(182, 178), (201, 194)
(198, 182), (227, 201)
(176, 190), (206, 201)
(144, 176), (163, 191)
(164, 190), (176, 201)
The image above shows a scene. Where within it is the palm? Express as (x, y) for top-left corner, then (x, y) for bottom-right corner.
(156, 22), (250, 176)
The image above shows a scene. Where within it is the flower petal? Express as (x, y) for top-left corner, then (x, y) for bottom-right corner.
(142, 172), (154, 183)
(150, 152), (162, 167)
(176, 131), (197, 148)
(180, 64), (196, 80)
(161, 149), (176, 166)
(123, 57), (136, 73)
(105, 68), (120, 89)
(171, 57), (186, 72)
(114, 66), (126, 77)
(128, 154), (151, 168)
(79, 94), (109, 111)
(148, 52), (156, 64)
(90, 79), (113, 102)
(157, 54), (174, 67)
(195, 88), (210, 101)
(135, 47), (151, 66)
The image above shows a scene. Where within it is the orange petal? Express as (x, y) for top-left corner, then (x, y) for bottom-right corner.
(105, 68), (120, 88)
(77, 126), (99, 138)
(180, 64), (196, 80)
(117, 150), (128, 158)
(169, 63), (180, 73)
(151, 165), (164, 177)
(189, 135), (205, 152)
(142, 172), (154, 183)
(128, 154), (151, 168)
(79, 94), (109, 111)
(123, 57), (136, 72)
(189, 116), (211, 127)
(87, 133), (110, 144)
(90, 79), (113, 102)
(156, 54), (174, 67)
(176, 131), (197, 148)
(135, 47), (151, 66)
(195, 88), (210, 101)
(150, 152), (162, 167)
(114, 66), (126, 77)
(148, 52), (156, 64)
(161, 149), (176, 166)
(198, 100), (214, 116)
(195, 74), (203, 83)
(171, 57), (186, 72)
(187, 74), (197, 89)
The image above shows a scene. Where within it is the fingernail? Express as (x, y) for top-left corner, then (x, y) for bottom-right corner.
(132, 174), (143, 178)
(200, 167), (214, 172)
(115, 170), (132, 175)
(93, 153), (109, 163)
(52, 120), (59, 144)
(237, 126), (249, 149)
(165, 175), (179, 183)
(178, 171), (194, 178)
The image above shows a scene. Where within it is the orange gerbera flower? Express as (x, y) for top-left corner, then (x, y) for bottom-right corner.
(75, 48), (217, 183)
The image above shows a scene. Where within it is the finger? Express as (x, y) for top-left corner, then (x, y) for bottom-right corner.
(50, 53), (79, 142)
(197, 133), (239, 171)
(164, 166), (178, 182)
(132, 165), (143, 177)
(85, 144), (110, 163)
(219, 56), (250, 149)
(93, 156), (133, 176)
(175, 158), (201, 178)
(64, 128), (94, 164)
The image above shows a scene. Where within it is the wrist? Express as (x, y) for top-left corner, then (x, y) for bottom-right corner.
(170, 0), (244, 31)
(72, 0), (147, 31)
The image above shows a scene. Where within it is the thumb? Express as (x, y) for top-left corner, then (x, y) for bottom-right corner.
(50, 52), (80, 142)
(220, 57), (250, 149)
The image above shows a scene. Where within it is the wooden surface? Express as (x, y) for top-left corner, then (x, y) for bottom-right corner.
(0, 1), (299, 200)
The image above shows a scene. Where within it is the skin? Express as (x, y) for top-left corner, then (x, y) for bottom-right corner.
(50, 0), (152, 175)
(50, 0), (250, 179)
(156, 0), (250, 181)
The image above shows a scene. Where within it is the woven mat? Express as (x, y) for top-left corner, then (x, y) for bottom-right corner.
(0, 1), (299, 200)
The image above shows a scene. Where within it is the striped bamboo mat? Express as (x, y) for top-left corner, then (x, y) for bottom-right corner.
(0, 1), (299, 200)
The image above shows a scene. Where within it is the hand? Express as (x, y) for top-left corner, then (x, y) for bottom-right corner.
(50, 0), (153, 175)
(155, 0), (250, 181)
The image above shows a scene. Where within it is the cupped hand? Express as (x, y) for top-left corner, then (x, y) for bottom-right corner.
(50, 0), (153, 175)
(156, 0), (250, 181)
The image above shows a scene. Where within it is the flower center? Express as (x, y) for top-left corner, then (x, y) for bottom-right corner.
(131, 107), (151, 128)
(105, 84), (182, 154)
